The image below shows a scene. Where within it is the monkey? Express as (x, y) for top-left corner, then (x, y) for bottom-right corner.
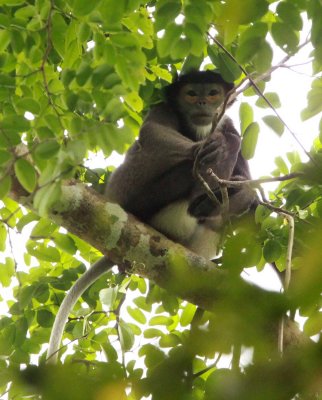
(105, 70), (255, 258)
(47, 70), (256, 363)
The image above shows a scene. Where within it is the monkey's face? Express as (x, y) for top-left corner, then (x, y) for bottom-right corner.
(177, 83), (226, 127)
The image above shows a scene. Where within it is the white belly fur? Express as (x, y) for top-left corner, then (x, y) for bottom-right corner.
(148, 200), (220, 259)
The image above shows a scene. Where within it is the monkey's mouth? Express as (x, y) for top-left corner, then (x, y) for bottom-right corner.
(192, 113), (213, 124)
(193, 112), (212, 118)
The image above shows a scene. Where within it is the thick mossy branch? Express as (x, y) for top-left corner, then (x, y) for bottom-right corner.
(10, 180), (310, 348)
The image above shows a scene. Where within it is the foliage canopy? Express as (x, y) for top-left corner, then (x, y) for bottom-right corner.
(0, 0), (322, 399)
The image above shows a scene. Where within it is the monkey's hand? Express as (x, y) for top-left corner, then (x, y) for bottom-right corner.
(188, 189), (222, 218)
(188, 182), (253, 219)
(195, 132), (240, 180)
(197, 131), (240, 165)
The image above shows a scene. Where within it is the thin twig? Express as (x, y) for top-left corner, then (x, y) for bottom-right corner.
(277, 213), (295, 354)
(41, 0), (63, 122)
(208, 33), (315, 163)
(207, 170), (302, 188)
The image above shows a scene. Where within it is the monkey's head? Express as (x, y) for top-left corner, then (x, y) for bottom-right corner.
(165, 70), (234, 129)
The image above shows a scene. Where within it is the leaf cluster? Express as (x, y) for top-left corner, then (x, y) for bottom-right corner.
(0, 0), (321, 399)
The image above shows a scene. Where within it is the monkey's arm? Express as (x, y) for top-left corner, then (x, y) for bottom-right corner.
(47, 257), (114, 364)
(189, 119), (255, 218)
(106, 104), (202, 220)
(198, 118), (242, 180)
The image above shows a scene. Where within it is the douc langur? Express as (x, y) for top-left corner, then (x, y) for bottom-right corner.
(47, 70), (256, 363)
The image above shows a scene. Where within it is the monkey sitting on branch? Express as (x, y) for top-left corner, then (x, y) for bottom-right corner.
(47, 70), (257, 362)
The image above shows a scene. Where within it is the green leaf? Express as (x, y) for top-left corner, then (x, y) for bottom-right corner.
(133, 296), (152, 312)
(286, 151), (301, 166)
(137, 277), (147, 294)
(143, 328), (163, 339)
(155, 1), (182, 31)
(92, 64), (114, 87)
(159, 333), (181, 347)
(72, 0), (101, 17)
(1, 115), (30, 133)
(14, 4), (35, 20)
(262, 115), (285, 136)
(11, 349), (30, 364)
(185, 23), (205, 57)
(0, 29), (10, 52)
(263, 239), (283, 262)
(33, 182), (61, 216)
(255, 205), (272, 224)
(180, 303), (197, 326)
(139, 344), (166, 367)
(18, 285), (36, 309)
(76, 62), (92, 86)
(16, 212), (39, 232)
(256, 92), (281, 108)
(34, 283), (50, 303)
(0, 175), (11, 199)
(0, 149), (12, 165)
(275, 156), (289, 174)
(170, 37), (191, 60)
(26, 241), (61, 262)
(31, 218), (56, 237)
(157, 23), (182, 58)
(127, 306), (147, 324)
(149, 316), (173, 326)
(98, 0), (125, 29)
(271, 22), (299, 53)
(239, 102), (254, 135)
(239, 22), (268, 45)
(220, 0), (269, 25)
(208, 46), (241, 82)
(99, 286), (119, 308)
(37, 310), (54, 328)
(236, 37), (263, 64)
(301, 79), (322, 120)
(51, 12), (67, 58)
(253, 41), (273, 73)
(124, 92), (143, 112)
(181, 54), (203, 73)
(0, 222), (7, 252)
(78, 22), (91, 43)
(111, 32), (140, 48)
(0, 258), (15, 287)
(303, 312), (322, 337)
(237, 22), (271, 70)
(14, 98), (40, 115)
(118, 320), (135, 352)
(0, 324), (15, 356)
(223, 230), (262, 269)
(14, 159), (37, 193)
(34, 140), (60, 159)
(276, 2), (303, 31)
(52, 233), (77, 255)
(10, 30), (24, 53)
(241, 122), (259, 160)
(61, 69), (76, 87)
(13, 317), (28, 346)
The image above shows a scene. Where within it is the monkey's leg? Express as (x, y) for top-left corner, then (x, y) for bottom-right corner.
(47, 256), (114, 364)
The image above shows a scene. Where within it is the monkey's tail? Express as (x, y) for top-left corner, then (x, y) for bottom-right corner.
(46, 256), (114, 364)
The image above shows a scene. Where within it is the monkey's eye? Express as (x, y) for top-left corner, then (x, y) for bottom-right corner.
(186, 90), (197, 97)
(208, 89), (219, 96)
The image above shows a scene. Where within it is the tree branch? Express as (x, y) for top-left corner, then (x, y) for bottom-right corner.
(9, 179), (310, 349)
